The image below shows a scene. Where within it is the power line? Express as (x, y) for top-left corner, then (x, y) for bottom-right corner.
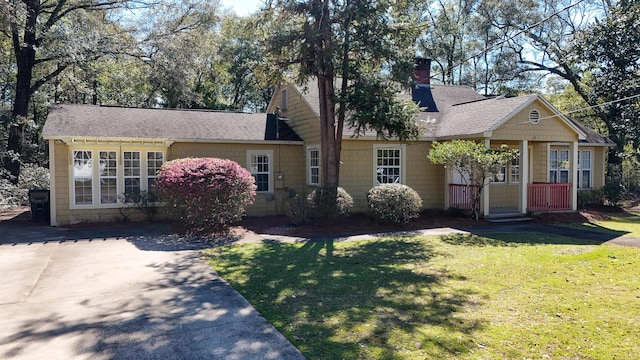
(428, 0), (589, 82)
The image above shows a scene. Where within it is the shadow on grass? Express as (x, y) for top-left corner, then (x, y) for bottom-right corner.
(208, 238), (484, 359)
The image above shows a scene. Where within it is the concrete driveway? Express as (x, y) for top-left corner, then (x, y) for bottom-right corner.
(0, 221), (304, 360)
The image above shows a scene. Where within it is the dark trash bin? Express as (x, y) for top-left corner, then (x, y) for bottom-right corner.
(29, 189), (50, 222)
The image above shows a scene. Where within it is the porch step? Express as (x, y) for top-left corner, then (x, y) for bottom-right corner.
(486, 216), (532, 223)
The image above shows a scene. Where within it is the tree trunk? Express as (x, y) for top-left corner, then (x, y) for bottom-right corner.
(5, 0), (39, 183)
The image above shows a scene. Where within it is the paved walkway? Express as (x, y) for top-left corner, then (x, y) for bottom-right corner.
(0, 221), (304, 360)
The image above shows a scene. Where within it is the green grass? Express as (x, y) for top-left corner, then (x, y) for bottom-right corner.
(203, 233), (640, 359)
(564, 210), (640, 237)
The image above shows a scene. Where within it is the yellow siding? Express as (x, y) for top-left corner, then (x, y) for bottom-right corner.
(591, 147), (606, 188)
(492, 101), (578, 143)
(268, 85), (322, 144)
(488, 184), (519, 208)
(530, 142), (549, 183)
(53, 141), (305, 225)
(338, 140), (444, 212)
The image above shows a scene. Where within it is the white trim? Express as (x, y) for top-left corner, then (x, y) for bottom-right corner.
(519, 140), (529, 214)
(571, 141), (579, 210)
(577, 149), (593, 190)
(48, 140), (57, 226)
(247, 150), (274, 193)
(529, 109), (540, 124)
(306, 145), (320, 186)
(372, 144), (406, 186)
(98, 150), (119, 205)
(47, 136), (303, 146)
(67, 146), (166, 210)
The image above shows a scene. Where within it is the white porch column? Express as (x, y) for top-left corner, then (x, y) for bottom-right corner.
(519, 140), (529, 214)
(48, 139), (57, 227)
(444, 167), (451, 210)
(482, 139), (491, 217)
(570, 141), (579, 211)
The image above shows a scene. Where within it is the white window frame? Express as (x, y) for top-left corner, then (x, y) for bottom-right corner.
(510, 155), (520, 184)
(247, 150), (273, 193)
(373, 145), (405, 186)
(98, 150), (118, 204)
(146, 151), (164, 194)
(578, 150), (592, 189)
(491, 163), (507, 184)
(549, 148), (570, 183)
(123, 151), (142, 203)
(307, 145), (320, 186)
(72, 150), (94, 205)
(68, 147), (165, 209)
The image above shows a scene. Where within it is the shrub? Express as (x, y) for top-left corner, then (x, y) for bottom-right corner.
(285, 192), (314, 225)
(367, 184), (423, 223)
(307, 187), (354, 219)
(602, 183), (624, 207)
(577, 188), (605, 209)
(0, 164), (50, 207)
(155, 157), (256, 231)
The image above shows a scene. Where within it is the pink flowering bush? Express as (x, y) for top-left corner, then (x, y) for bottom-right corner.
(155, 157), (256, 231)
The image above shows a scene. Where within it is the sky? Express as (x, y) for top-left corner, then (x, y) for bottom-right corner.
(220, 0), (263, 16)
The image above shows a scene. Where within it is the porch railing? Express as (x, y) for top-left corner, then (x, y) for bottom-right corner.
(449, 184), (480, 210)
(527, 183), (571, 211)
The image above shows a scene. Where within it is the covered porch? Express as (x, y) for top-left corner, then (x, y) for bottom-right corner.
(445, 138), (582, 217)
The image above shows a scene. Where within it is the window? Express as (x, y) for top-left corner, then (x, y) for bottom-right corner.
(578, 150), (592, 189)
(248, 151), (272, 192)
(307, 147), (320, 186)
(70, 148), (165, 208)
(73, 150), (93, 205)
(123, 151), (141, 202)
(375, 147), (402, 185)
(549, 149), (569, 183)
(492, 163), (507, 183)
(510, 156), (520, 183)
(99, 151), (117, 204)
(147, 151), (164, 195)
(281, 89), (287, 110)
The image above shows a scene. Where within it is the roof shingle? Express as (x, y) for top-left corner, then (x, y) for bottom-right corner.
(43, 104), (302, 142)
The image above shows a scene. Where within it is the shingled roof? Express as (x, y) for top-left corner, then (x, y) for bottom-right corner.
(43, 104), (302, 142)
(292, 80), (611, 144)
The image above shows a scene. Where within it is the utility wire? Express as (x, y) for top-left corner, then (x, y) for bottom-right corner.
(428, 0), (589, 81)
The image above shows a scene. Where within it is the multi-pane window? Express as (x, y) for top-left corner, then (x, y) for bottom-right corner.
(578, 150), (592, 189)
(492, 164), (507, 183)
(99, 151), (117, 204)
(70, 149), (165, 207)
(375, 148), (402, 185)
(147, 151), (164, 195)
(123, 151), (141, 202)
(549, 149), (570, 183)
(73, 150), (93, 205)
(249, 152), (271, 192)
(510, 156), (520, 183)
(308, 147), (320, 186)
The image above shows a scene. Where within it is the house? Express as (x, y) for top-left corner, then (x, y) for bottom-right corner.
(42, 58), (613, 226)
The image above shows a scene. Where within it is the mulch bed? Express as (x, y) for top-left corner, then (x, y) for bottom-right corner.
(0, 205), (628, 238)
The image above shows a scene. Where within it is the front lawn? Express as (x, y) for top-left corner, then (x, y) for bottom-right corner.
(564, 210), (640, 237)
(203, 233), (639, 359)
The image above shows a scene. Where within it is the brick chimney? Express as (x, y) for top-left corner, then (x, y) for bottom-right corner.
(413, 57), (431, 86)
